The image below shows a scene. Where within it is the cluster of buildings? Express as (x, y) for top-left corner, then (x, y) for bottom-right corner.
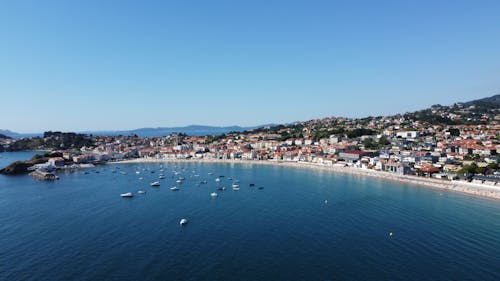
(36, 121), (499, 185)
(5, 100), (500, 184)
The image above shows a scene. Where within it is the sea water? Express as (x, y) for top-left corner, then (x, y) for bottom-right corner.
(1, 155), (500, 280)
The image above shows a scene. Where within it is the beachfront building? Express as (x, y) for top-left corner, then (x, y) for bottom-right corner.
(339, 150), (373, 163)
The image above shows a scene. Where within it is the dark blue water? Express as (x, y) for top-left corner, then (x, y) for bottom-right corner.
(1, 155), (500, 281)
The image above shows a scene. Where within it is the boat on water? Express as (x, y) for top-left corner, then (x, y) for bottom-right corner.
(170, 186), (179, 191)
(120, 192), (133, 197)
(258, 186), (264, 190)
(176, 179), (183, 184)
(138, 190), (146, 194)
(232, 185), (240, 191)
(159, 175), (166, 179)
(180, 218), (188, 226)
(210, 192), (218, 197)
(208, 172), (213, 175)
(249, 183), (255, 187)
(120, 171), (127, 175)
(232, 184), (240, 188)
(150, 181), (160, 187)
(135, 171), (140, 174)
(215, 178), (221, 182)
(200, 180), (208, 184)
(217, 186), (226, 191)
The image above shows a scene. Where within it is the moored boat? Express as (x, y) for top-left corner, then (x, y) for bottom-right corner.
(120, 192), (133, 197)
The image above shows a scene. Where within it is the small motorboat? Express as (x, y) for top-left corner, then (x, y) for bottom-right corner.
(215, 178), (221, 182)
(216, 186), (226, 191)
(170, 186), (179, 191)
(210, 192), (218, 197)
(176, 179), (183, 184)
(151, 181), (160, 187)
(232, 185), (240, 191)
(120, 192), (133, 198)
(258, 186), (264, 190)
(159, 175), (166, 179)
(180, 218), (188, 226)
(249, 183), (255, 187)
(138, 190), (146, 194)
(232, 184), (239, 188)
(120, 171), (127, 175)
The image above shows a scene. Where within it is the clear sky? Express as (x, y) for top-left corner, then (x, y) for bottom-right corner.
(1, 0), (499, 133)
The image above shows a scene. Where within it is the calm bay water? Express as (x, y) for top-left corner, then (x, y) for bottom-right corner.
(1, 153), (500, 280)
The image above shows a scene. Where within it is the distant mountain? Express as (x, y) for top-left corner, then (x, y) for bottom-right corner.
(1, 124), (274, 139)
(83, 124), (275, 137)
(0, 133), (12, 139)
(0, 129), (40, 139)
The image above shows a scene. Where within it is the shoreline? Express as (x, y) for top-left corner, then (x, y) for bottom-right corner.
(110, 158), (500, 201)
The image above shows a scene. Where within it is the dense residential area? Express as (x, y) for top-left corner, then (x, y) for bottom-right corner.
(1, 95), (499, 184)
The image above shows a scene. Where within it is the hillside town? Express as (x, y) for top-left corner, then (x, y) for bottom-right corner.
(1, 97), (499, 185)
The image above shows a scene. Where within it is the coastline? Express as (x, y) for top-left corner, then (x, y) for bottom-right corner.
(111, 158), (500, 201)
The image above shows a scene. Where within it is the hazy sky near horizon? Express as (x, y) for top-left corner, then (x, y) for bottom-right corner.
(1, 0), (499, 133)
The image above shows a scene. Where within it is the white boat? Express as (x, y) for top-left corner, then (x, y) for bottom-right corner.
(138, 190), (146, 194)
(180, 218), (188, 226)
(210, 192), (218, 197)
(159, 175), (166, 179)
(232, 185), (240, 191)
(215, 178), (221, 182)
(176, 179), (182, 183)
(135, 171), (140, 174)
(150, 181), (160, 187)
(120, 171), (127, 175)
(170, 186), (179, 191)
(120, 192), (133, 197)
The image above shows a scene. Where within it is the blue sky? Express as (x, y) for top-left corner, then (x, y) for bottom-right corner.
(1, 0), (499, 133)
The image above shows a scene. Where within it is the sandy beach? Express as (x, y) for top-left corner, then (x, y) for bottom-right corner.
(111, 158), (500, 200)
